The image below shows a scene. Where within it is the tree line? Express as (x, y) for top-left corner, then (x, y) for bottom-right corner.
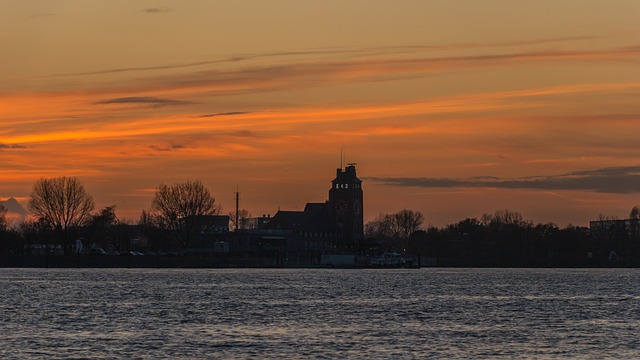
(0, 177), (222, 255)
(366, 208), (640, 267)
(2, 176), (640, 266)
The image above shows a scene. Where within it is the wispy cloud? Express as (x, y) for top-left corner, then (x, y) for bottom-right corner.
(48, 35), (617, 81)
(143, 8), (172, 14)
(228, 130), (255, 137)
(3, 80), (640, 146)
(27, 37), (638, 115)
(96, 96), (192, 107)
(117, 45), (640, 100)
(198, 111), (251, 118)
(149, 144), (186, 152)
(368, 166), (640, 194)
(49, 49), (356, 77)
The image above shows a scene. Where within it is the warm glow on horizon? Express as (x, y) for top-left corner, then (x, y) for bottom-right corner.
(2, 1), (640, 226)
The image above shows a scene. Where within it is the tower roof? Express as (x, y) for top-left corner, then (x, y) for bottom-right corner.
(333, 164), (361, 183)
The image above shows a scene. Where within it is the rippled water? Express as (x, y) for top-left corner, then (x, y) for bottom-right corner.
(1, 268), (639, 359)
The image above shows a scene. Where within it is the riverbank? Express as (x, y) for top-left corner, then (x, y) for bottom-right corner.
(0, 255), (425, 269)
(1, 255), (637, 268)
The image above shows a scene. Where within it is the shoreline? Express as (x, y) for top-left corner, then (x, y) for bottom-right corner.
(1, 255), (635, 269)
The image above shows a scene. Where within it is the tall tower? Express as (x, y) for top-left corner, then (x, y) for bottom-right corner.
(328, 163), (364, 249)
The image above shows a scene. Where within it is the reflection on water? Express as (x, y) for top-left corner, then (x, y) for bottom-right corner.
(1, 268), (639, 358)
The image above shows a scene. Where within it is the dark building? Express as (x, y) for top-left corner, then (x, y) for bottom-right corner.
(181, 164), (365, 265)
(195, 215), (230, 234)
(268, 164), (364, 252)
(247, 214), (273, 230)
(590, 218), (640, 239)
(187, 215), (231, 253)
(328, 164), (364, 249)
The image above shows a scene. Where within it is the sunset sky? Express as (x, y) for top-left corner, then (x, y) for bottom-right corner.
(2, 1), (640, 227)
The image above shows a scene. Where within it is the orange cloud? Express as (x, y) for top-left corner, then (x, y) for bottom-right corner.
(2, 80), (639, 148)
(2, 37), (640, 225)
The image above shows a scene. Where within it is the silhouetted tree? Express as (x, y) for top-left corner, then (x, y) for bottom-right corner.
(18, 219), (48, 255)
(139, 209), (163, 251)
(139, 209), (154, 227)
(629, 206), (640, 239)
(597, 213), (618, 221)
(86, 205), (119, 251)
(443, 218), (488, 263)
(393, 209), (425, 239)
(489, 209), (530, 229)
(0, 204), (7, 232)
(229, 208), (251, 230)
(0, 204), (8, 254)
(480, 213), (493, 226)
(365, 209), (425, 253)
(553, 225), (590, 266)
(365, 209), (425, 241)
(149, 180), (220, 248)
(28, 177), (94, 254)
(365, 213), (392, 239)
(488, 210), (533, 265)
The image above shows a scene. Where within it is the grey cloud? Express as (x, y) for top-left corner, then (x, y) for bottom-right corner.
(367, 166), (640, 194)
(229, 130), (255, 137)
(96, 96), (191, 107)
(1, 198), (27, 216)
(0, 143), (27, 150)
(199, 111), (250, 118)
(149, 144), (186, 152)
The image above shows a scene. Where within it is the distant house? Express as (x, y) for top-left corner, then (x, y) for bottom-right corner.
(247, 214), (273, 230)
(268, 204), (336, 252)
(184, 215), (231, 255)
(196, 215), (230, 234)
(590, 218), (640, 239)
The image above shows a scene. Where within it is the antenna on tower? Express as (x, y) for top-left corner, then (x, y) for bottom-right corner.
(340, 148), (343, 169)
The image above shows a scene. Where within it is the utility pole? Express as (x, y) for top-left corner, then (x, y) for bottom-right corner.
(235, 189), (240, 232)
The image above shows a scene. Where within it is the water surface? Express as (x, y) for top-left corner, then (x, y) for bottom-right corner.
(1, 268), (639, 358)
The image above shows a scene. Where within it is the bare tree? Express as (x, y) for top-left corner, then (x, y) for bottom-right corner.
(480, 213), (493, 227)
(365, 213), (394, 239)
(597, 213), (618, 221)
(28, 177), (94, 254)
(229, 208), (252, 230)
(365, 210), (425, 240)
(393, 209), (425, 239)
(489, 209), (531, 230)
(150, 180), (220, 248)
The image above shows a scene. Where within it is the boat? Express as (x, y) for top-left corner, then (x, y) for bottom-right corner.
(369, 252), (405, 267)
